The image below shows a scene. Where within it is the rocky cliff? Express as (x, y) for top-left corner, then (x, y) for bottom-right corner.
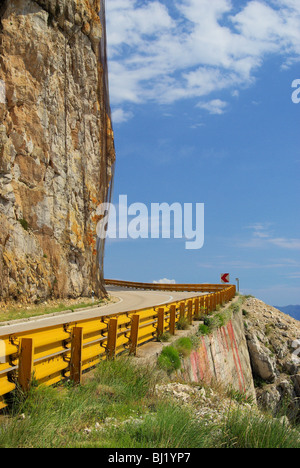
(0, 0), (115, 303)
(137, 296), (300, 421)
(243, 297), (300, 420)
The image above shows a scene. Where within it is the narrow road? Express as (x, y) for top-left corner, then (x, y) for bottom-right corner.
(0, 286), (201, 336)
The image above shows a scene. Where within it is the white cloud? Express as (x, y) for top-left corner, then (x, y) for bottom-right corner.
(269, 238), (300, 250)
(196, 99), (228, 115)
(111, 107), (133, 124)
(153, 278), (176, 284)
(106, 0), (300, 114)
(242, 223), (300, 250)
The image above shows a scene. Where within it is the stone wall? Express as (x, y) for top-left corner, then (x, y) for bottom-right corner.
(0, 0), (115, 303)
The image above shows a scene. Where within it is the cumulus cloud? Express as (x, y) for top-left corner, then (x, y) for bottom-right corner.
(153, 278), (176, 284)
(111, 107), (134, 124)
(106, 0), (300, 115)
(196, 99), (228, 115)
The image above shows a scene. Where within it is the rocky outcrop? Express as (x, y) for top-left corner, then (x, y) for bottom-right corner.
(177, 310), (257, 401)
(0, 0), (115, 303)
(243, 298), (300, 420)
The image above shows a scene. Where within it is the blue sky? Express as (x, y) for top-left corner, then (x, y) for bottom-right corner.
(103, 0), (300, 306)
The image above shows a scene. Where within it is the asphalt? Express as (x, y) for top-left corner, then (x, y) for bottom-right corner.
(0, 286), (202, 336)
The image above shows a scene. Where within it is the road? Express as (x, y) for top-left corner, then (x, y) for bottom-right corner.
(0, 286), (201, 336)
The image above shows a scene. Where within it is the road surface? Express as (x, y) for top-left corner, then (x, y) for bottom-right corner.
(0, 286), (201, 335)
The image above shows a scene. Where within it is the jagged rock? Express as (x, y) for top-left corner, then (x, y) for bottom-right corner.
(0, 0), (115, 303)
(246, 329), (277, 382)
(243, 298), (300, 419)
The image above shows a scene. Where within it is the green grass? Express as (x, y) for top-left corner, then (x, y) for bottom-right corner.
(198, 296), (246, 336)
(198, 323), (210, 336)
(0, 358), (299, 448)
(0, 300), (106, 324)
(18, 219), (29, 231)
(176, 317), (190, 330)
(219, 408), (300, 448)
(157, 346), (181, 374)
(173, 337), (193, 357)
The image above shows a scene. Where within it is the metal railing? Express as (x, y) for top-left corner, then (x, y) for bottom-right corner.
(0, 282), (236, 410)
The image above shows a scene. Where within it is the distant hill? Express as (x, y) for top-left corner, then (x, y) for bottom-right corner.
(275, 305), (300, 321)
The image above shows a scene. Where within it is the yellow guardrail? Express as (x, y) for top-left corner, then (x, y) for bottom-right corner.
(0, 282), (236, 410)
(105, 279), (227, 292)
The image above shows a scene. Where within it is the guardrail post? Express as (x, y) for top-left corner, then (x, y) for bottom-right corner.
(70, 327), (83, 385)
(187, 300), (193, 324)
(129, 314), (140, 356)
(157, 308), (165, 339)
(200, 296), (205, 315)
(213, 294), (217, 311)
(205, 296), (209, 314)
(18, 338), (34, 392)
(180, 302), (185, 319)
(169, 305), (176, 335)
(107, 318), (118, 359)
(194, 298), (199, 318)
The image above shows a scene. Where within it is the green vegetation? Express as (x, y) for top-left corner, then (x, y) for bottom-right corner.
(198, 296), (246, 336)
(0, 358), (299, 448)
(198, 323), (210, 336)
(0, 299), (106, 324)
(220, 408), (300, 448)
(198, 309), (232, 335)
(173, 337), (193, 357)
(18, 218), (29, 231)
(176, 316), (190, 330)
(157, 346), (181, 373)
(157, 331), (171, 342)
(157, 337), (195, 373)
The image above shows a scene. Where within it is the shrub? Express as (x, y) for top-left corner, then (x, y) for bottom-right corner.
(198, 324), (210, 336)
(157, 331), (171, 342)
(176, 317), (189, 330)
(174, 337), (193, 357)
(157, 346), (181, 374)
(18, 218), (29, 231)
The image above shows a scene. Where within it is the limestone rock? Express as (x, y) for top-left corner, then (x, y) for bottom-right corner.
(0, 0), (115, 303)
(243, 298), (300, 419)
(246, 329), (277, 382)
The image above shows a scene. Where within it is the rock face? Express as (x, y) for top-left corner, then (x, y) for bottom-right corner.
(243, 298), (300, 420)
(0, 0), (115, 303)
(177, 310), (257, 402)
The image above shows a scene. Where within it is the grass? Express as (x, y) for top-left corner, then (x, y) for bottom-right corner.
(173, 337), (193, 358)
(157, 346), (181, 374)
(176, 317), (190, 330)
(0, 299), (107, 324)
(18, 219), (29, 231)
(198, 296), (246, 336)
(219, 408), (300, 448)
(157, 337), (194, 374)
(0, 358), (299, 448)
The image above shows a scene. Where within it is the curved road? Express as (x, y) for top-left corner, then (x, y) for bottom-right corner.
(0, 286), (201, 335)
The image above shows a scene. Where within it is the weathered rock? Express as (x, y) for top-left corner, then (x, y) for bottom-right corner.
(0, 0), (115, 303)
(243, 298), (300, 419)
(246, 329), (277, 382)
